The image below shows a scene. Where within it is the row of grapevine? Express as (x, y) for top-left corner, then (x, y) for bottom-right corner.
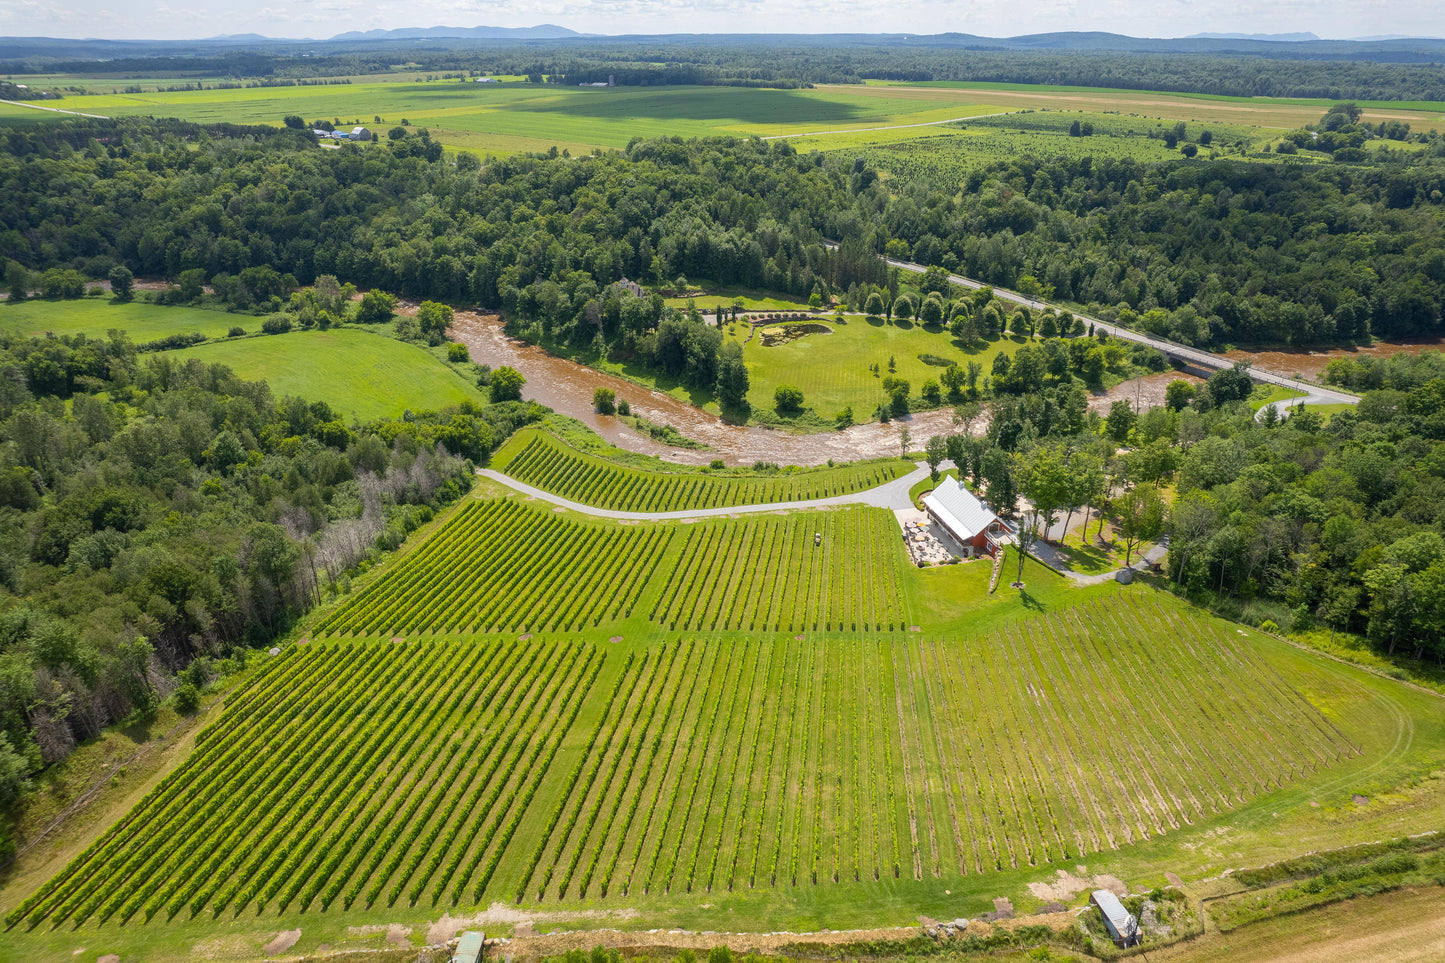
(12, 638), (602, 930)
(495, 429), (909, 513)
(649, 507), (911, 632)
(884, 597), (1357, 879)
(15, 601), (1355, 928)
(315, 498), (675, 637)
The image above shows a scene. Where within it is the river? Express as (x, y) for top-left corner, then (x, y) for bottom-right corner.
(450, 312), (959, 467)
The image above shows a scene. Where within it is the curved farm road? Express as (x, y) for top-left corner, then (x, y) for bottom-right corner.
(450, 313), (959, 467)
(478, 462), (931, 519)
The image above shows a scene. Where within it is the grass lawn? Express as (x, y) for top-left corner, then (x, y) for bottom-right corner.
(171, 327), (488, 422)
(1303, 402), (1354, 423)
(0, 297), (244, 342)
(908, 468), (958, 509)
(731, 317), (1022, 420)
(662, 288), (817, 312)
(1250, 384), (1308, 412)
(1043, 512), (1148, 576)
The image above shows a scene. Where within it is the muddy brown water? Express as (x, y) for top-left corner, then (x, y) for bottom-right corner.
(447, 314), (1435, 466)
(1088, 371), (1206, 415)
(450, 313), (958, 467)
(1223, 337), (1445, 382)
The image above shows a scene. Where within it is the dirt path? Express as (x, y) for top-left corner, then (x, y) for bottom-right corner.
(1153, 887), (1445, 963)
(449, 312), (958, 466)
(496, 912), (1075, 958)
(0, 98), (110, 119)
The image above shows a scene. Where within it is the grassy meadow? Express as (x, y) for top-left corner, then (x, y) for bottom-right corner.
(170, 328), (488, 421)
(0, 297), (244, 342)
(4, 472), (1443, 963)
(727, 318), (1024, 419)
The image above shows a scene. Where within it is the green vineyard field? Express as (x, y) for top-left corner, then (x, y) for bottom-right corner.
(6, 638), (602, 931)
(651, 507), (910, 632)
(518, 599), (1354, 903)
(492, 430), (910, 512)
(11, 596), (1354, 934)
(313, 498), (674, 636)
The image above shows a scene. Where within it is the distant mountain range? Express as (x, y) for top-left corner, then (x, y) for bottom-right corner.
(5, 28), (1445, 62)
(328, 24), (583, 41)
(1186, 32), (1320, 41)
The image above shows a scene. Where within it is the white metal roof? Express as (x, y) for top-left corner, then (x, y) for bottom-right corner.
(1091, 890), (1138, 941)
(922, 477), (999, 541)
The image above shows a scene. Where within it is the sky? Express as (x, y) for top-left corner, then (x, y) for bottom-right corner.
(1, 0), (1441, 42)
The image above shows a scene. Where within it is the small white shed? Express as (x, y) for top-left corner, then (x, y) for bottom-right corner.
(1091, 890), (1140, 948)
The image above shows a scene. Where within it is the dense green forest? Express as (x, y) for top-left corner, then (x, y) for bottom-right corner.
(2, 117), (1443, 361)
(0, 322), (545, 841)
(934, 358), (1445, 667)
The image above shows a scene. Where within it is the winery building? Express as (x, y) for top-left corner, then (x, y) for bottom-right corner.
(922, 477), (1008, 558)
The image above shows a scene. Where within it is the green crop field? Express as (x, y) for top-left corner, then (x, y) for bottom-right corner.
(0, 81), (1005, 157)
(170, 327), (488, 421)
(0, 298), (244, 342)
(6, 636), (602, 929)
(10, 75), (1444, 163)
(727, 319), (1025, 418)
(314, 498), (673, 636)
(492, 429), (910, 511)
(6, 595), (1362, 939)
(5, 458), (1444, 963)
(651, 508), (909, 632)
(852, 81), (1445, 133)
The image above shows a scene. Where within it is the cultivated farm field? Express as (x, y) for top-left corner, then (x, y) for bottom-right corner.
(0, 82), (1006, 157)
(5, 597), (1358, 937)
(651, 508), (909, 631)
(492, 429), (910, 511)
(314, 498), (673, 636)
(14, 75), (1442, 160)
(3, 467), (1442, 962)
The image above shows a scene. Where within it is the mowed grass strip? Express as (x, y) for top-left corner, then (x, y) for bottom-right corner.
(7, 638), (602, 930)
(493, 429), (910, 511)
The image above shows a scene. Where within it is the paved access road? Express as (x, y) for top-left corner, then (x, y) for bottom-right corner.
(477, 463), (932, 519)
(856, 247), (1361, 408)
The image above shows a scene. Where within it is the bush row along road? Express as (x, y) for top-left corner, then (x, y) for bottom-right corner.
(848, 244), (1362, 408)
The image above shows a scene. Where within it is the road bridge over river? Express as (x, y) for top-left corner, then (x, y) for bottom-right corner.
(837, 244), (1362, 409)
